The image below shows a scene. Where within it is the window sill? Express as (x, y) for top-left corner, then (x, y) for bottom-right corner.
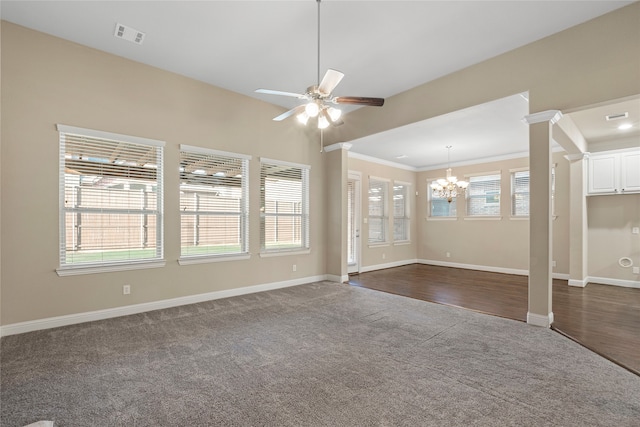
(426, 216), (458, 221)
(260, 249), (310, 258)
(393, 241), (411, 246)
(368, 243), (390, 248)
(510, 216), (529, 220)
(179, 254), (250, 265)
(56, 259), (166, 276)
(463, 216), (502, 221)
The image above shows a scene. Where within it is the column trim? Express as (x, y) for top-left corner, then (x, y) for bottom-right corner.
(527, 311), (554, 328)
(324, 142), (352, 152)
(523, 110), (563, 125)
(565, 152), (590, 162)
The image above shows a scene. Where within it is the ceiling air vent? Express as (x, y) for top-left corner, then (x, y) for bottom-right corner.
(114, 23), (145, 45)
(605, 112), (628, 121)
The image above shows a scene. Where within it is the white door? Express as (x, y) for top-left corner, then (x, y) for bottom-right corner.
(347, 174), (361, 274)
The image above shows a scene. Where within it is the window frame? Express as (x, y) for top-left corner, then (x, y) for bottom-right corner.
(368, 177), (389, 245)
(57, 124), (165, 276)
(393, 181), (411, 242)
(465, 171), (502, 218)
(427, 178), (458, 219)
(259, 158), (310, 255)
(178, 145), (251, 264)
(510, 168), (530, 217)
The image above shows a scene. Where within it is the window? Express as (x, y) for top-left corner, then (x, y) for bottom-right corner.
(428, 180), (457, 217)
(368, 178), (388, 244)
(58, 125), (164, 272)
(393, 182), (410, 241)
(466, 173), (501, 216)
(511, 166), (556, 218)
(511, 170), (530, 216)
(260, 159), (310, 252)
(180, 146), (250, 260)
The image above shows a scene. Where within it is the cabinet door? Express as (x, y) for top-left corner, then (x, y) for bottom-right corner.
(588, 154), (618, 194)
(621, 152), (640, 192)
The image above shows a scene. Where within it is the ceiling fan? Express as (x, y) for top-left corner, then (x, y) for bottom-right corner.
(256, 0), (384, 129)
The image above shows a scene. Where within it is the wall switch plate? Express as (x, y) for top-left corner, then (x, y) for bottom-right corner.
(633, 267), (640, 274)
(123, 285), (131, 295)
(292, 264), (297, 272)
(632, 227), (639, 235)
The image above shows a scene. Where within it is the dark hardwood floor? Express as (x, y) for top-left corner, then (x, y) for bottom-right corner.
(349, 264), (640, 375)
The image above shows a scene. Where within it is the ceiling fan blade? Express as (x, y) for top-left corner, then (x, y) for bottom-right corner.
(333, 96), (385, 107)
(256, 88), (307, 99)
(272, 105), (306, 121)
(318, 69), (345, 95)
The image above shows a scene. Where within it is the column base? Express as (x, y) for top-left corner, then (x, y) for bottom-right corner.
(527, 311), (554, 328)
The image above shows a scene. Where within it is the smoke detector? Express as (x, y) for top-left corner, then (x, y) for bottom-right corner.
(114, 23), (145, 45)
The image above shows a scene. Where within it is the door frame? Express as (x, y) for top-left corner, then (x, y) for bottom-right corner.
(347, 171), (362, 274)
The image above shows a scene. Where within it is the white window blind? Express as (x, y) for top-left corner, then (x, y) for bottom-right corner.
(58, 125), (164, 269)
(511, 170), (530, 216)
(393, 182), (410, 241)
(467, 173), (501, 216)
(368, 179), (388, 244)
(180, 146), (249, 259)
(429, 180), (457, 217)
(260, 159), (310, 252)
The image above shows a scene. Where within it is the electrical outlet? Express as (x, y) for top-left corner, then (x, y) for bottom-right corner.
(632, 227), (639, 235)
(292, 264), (297, 272)
(446, 252), (451, 258)
(382, 253), (386, 260)
(633, 267), (640, 274)
(552, 261), (557, 268)
(123, 285), (131, 295)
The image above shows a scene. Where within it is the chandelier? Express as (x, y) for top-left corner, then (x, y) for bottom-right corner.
(430, 146), (468, 203)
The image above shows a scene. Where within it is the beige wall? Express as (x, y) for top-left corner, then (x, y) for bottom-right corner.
(1, 22), (327, 325)
(327, 3), (640, 147)
(417, 152), (570, 274)
(2, 3), (639, 327)
(587, 194), (640, 282)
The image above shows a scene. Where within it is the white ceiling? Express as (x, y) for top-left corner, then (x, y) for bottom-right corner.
(2, 0), (637, 169)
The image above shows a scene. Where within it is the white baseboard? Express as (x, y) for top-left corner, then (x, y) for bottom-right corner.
(587, 276), (640, 289)
(418, 259), (529, 276)
(0, 274), (328, 337)
(568, 278), (588, 287)
(326, 274), (349, 283)
(360, 259), (418, 273)
(527, 311), (554, 328)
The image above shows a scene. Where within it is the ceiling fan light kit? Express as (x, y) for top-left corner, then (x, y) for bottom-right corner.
(256, 0), (384, 130)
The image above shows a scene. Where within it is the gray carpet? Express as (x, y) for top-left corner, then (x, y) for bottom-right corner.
(2, 282), (639, 426)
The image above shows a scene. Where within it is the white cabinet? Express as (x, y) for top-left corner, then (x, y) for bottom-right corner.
(620, 151), (640, 192)
(588, 149), (640, 195)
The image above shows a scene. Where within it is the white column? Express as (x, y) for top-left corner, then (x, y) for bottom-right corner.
(523, 110), (562, 328)
(324, 143), (352, 283)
